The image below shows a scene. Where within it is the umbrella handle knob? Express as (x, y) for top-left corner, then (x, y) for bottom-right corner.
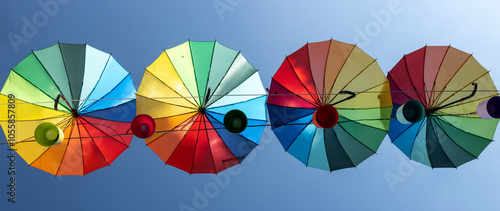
(477, 96), (500, 119)
(131, 114), (156, 138)
(35, 122), (64, 147)
(396, 100), (425, 124)
(312, 105), (339, 129)
(224, 110), (248, 134)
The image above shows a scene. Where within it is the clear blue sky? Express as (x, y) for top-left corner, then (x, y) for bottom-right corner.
(2, 0), (500, 210)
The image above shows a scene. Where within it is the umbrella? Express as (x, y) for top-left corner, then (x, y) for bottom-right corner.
(136, 40), (267, 174)
(266, 39), (392, 172)
(388, 45), (499, 168)
(0, 43), (136, 175)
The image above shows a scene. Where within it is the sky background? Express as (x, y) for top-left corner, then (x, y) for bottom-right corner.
(1, 0), (500, 210)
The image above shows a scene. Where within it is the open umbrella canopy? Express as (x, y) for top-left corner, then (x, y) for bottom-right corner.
(388, 46), (499, 168)
(136, 40), (267, 174)
(0, 43), (136, 175)
(267, 39), (392, 172)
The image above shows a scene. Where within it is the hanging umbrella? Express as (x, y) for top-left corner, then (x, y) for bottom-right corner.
(0, 43), (136, 175)
(266, 39), (392, 172)
(388, 45), (499, 168)
(136, 40), (267, 174)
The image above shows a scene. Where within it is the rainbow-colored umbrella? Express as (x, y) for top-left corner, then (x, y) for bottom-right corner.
(388, 46), (499, 168)
(0, 43), (136, 175)
(267, 39), (392, 172)
(136, 41), (267, 174)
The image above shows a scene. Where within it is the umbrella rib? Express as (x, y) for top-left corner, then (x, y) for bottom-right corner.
(76, 53), (112, 111)
(141, 69), (198, 108)
(428, 116), (456, 168)
(79, 71), (129, 113)
(326, 45), (364, 105)
(205, 112), (244, 161)
(25, 117), (73, 175)
(27, 118), (69, 165)
(146, 113), (199, 147)
(202, 50), (240, 108)
(207, 110), (266, 126)
(336, 120), (377, 154)
(54, 118), (75, 176)
(60, 115), (75, 131)
(202, 41), (217, 105)
(11, 113), (72, 122)
(328, 59), (377, 105)
(164, 113), (200, 165)
(136, 93), (198, 111)
(58, 42), (78, 111)
(387, 74), (415, 105)
(79, 118), (111, 167)
(286, 56), (321, 106)
(268, 107), (315, 130)
(282, 120), (311, 152)
(205, 51), (238, 107)
(208, 94), (267, 110)
(149, 111), (198, 128)
(403, 55), (427, 104)
(30, 50), (71, 111)
(305, 127), (318, 167)
(189, 115), (203, 174)
(432, 54), (473, 108)
(390, 118), (422, 144)
(324, 43), (356, 103)
(80, 74), (132, 113)
(209, 111), (259, 154)
(332, 81), (388, 107)
(436, 97), (489, 115)
(206, 51), (254, 108)
(423, 46), (429, 105)
(4, 70), (71, 113)
(320, 39), (333, 104)
(79, 103), (137, 123)
(433, 70), (488, 111)
(269, 78), (319, 107)
(436, 115), (486, 159)
(337, 108), (391, 134)
(79, 116), (129, 148)
(408, 117), (428, 161)
(305, 43), (324, 105)
(205, 112), (256, 145)
(332, 127), (357, 170)
(187, 40), (202, 107)
(164, 50), (200, 107)
(76, 118), (87, 174)
(201, 115), (218, 173)
(429, 46), (451, 107)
